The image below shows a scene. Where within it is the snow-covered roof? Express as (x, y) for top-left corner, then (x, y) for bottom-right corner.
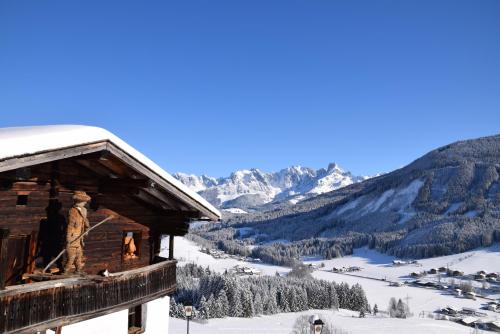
(460, 316), (478, 324)
(0, 125), (220, 220)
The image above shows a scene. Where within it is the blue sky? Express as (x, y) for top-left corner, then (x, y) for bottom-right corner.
(1, 1), (499, 177)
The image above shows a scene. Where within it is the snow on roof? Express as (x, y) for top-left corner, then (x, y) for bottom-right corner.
(460, 317), (478, 324)
(0, 125), (220, 219)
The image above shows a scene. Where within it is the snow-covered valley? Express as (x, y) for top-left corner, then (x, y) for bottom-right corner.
(169, 237), (500, 333)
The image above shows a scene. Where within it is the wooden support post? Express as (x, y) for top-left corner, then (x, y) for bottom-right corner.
(168, 235), (174, 260)
(0, 228), (10, 290)
(150, 230), (161, 264)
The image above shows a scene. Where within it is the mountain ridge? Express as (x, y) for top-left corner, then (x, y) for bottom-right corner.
(174, 163), (370, 211)
(198, 134), (500, 260)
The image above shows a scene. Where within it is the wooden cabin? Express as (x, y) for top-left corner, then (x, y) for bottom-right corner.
(0, 125), (220, 334)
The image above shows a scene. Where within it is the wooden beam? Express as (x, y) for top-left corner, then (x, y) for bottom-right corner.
(133, 189), (173, 211)
(106, 143), (219, 221)
(141, 186), (189, 211)
(168, 235), (174, 260)
(0, 142), (108, 173)
(97, 153), (134, 178)
(99, 178), (151, 193)
(0, 228), (10, 290)
(74, 158), (118, 178)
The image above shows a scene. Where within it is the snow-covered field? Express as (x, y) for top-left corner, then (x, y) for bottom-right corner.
(172, 237), (292, 276)
(170, 238), (500, 333)
(170, 309), (471, 334)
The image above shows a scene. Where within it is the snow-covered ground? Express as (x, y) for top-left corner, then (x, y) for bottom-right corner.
(171, 237), (500, 333)
(303, 245), (500, 299)
(302, 245), (500, 282)
(172, 237), (291, 276)
(170, 308), (472, 334)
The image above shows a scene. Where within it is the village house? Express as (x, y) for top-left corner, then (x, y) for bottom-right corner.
(0, 125), (221, 334)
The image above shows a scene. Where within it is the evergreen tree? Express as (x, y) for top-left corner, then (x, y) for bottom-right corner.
(350, 283), (368, 311)
(396, 299), (409, 318)
(241, 289), (255, 317)
(230, 288), (242, 317)
(373, 304), (378, 315)
(336, 282), (350, 309)
(207, 294), (218, 318)
(328, 285), (340, 310)
(264, 293), (278, 315)
(254, 293), (264, 315)
(169, 298), (184, 319)
(217, 290), (229, 317)
(198, 296), (209, 319)
(388, 297), (397, 318)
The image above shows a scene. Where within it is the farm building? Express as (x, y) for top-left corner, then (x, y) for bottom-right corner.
(0, 125), (221, 334)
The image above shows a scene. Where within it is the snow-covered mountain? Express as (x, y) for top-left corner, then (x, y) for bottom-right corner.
(174, 163), (367, 210)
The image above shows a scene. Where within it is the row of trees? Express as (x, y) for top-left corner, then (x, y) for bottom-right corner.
(170, 263), (369, 320)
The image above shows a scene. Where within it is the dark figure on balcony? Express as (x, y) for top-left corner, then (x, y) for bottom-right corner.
(64, 191), (91, 273)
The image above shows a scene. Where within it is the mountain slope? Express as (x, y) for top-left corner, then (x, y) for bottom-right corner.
(174, 163), (367, 210)
(222, 134), (500, 259)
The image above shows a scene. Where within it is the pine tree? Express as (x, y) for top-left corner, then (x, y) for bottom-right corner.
(207, 294), (218, 318)
(199, 296), (209, 319)
(373, 304), (378, 315)
(264, 293), (278, 315)
(169, 298), (184, 318)
(241, 289), (255, 317)
(254, 293), (264, 315)
(388, 297), (397, 318)
(396, 299), (409, 318)
(218, 290), (229, 317)
(328, 285), (339, 310)
(336, 282), (350, 309)
(350, 283), (368, 311)
(231, 289), (242, 317)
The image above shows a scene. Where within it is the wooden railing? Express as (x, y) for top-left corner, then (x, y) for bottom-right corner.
(0, 260), (177, 334)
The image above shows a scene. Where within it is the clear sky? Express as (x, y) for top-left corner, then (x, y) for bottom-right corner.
(1, 1), (499, 177)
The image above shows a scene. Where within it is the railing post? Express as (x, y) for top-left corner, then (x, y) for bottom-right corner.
(0, 228), (10, 290)
(168, 235), (174, 260)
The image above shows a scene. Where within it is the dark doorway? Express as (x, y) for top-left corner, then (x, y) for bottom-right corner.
(37, 199), (66, 271)
(128, 304), (146, 334)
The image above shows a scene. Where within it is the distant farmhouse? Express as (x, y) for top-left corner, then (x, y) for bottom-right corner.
(0, 126), (220, 334)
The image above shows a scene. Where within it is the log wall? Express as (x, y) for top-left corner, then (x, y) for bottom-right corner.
(0, 181), (152, 281)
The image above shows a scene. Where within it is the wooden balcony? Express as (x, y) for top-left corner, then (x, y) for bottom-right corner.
(0, 259), (177, 334)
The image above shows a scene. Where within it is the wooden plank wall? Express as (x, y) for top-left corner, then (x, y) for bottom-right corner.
(0, 181), (151, 281)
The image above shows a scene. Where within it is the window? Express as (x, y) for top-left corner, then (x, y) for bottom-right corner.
(123, 231), (141, 260)
(128, 304), (146, 334)
(16, 194), (28, 206)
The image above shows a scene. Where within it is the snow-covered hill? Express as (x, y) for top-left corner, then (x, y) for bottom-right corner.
(174, 163), (367, 210)
(223, 134), (500, 259)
